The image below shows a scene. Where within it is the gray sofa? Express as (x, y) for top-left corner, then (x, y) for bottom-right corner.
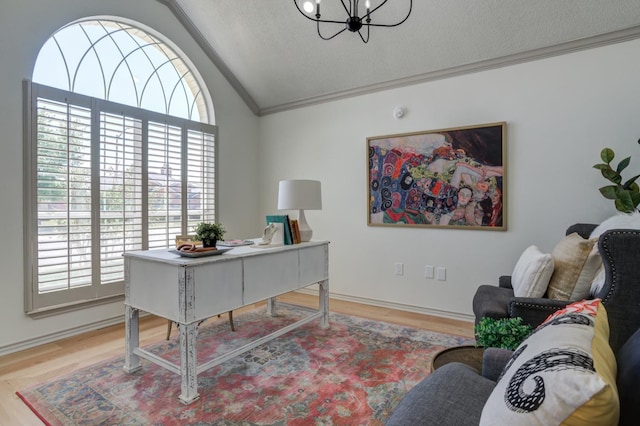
(387, 226), (640, 425)
(386, 327), (640, 425)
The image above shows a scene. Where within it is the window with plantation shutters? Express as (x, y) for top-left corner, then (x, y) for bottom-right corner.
(25, 18), (216, 314)
(26, 84), (217, 313)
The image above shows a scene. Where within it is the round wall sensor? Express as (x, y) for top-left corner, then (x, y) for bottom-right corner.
(393, 107), (406, 119)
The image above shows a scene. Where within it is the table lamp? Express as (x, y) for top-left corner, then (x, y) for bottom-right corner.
(277, 180), (322, 242)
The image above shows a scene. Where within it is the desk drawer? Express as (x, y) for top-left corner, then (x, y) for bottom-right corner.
(243, 250), (298, 304)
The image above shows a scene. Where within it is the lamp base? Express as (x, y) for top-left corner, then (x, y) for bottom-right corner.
(298, 209), (313, 242)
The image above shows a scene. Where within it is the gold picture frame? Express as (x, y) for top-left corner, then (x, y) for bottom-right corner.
(367, 122), (506, 230)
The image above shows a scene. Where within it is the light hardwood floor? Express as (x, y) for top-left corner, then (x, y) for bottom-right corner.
(0, 292), (474, 425)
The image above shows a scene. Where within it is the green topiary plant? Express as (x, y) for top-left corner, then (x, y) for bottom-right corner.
(593, 139), (640, 213)
(193, 222), (226, 247)
(474, 317), (533, 351)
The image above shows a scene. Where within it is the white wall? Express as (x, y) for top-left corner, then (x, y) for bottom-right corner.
(0, 0), (260, 352)
(2, 1), (639, 354)
(258, 38), (640, 319)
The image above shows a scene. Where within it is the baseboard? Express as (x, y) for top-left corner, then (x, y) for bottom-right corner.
(0, 315), (127, 357)
(295, 288), (475, 323)
(1, 291), (473, 357)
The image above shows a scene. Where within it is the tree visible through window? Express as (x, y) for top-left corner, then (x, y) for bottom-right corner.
(25, 18), (217, 313)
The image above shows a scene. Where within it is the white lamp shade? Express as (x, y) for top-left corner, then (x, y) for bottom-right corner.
(277, 180), (322, 210)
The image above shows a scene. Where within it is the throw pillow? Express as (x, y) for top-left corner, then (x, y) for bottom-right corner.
(546, 233), (600, 301)
(511, 245), (554, 298)
(479, 299), (619, 426)
(589, 211), (640, 295)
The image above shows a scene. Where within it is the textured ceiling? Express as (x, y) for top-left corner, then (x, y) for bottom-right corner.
(163, 0), (640, 115)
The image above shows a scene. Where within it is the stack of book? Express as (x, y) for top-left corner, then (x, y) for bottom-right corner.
(265, 215), (302, 244)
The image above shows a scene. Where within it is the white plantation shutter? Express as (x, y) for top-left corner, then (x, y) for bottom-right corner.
(148, 122), (183, 249)
(186, 128), (216, 230)
(25, 83), (217, 313)
(99, 113), (143, 285)
(35, 97), (93, 297)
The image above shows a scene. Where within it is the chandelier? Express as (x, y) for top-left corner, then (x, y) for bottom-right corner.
(294, 0), (412, 44)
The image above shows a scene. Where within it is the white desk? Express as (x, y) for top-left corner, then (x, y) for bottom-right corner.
(122, 241), (329, 404)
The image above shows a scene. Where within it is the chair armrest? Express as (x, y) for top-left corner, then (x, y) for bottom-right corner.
(597, 229), (640, 353)
(482, 347), (514, 381)
(498, 275), (513, 289)
(508, 297), (571, 328)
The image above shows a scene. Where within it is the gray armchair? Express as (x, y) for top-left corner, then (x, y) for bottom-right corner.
(473, 224), (640, 353)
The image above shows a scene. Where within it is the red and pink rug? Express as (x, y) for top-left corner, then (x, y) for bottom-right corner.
(17, 304), (473, 425)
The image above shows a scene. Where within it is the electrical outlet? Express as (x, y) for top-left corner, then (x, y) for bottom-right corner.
(394, 262), (404, 276)
(436, 267), (446, 281)
(424, 265), (434, 279)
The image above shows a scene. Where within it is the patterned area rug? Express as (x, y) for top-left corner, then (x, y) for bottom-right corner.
(17, 304), (473, 425)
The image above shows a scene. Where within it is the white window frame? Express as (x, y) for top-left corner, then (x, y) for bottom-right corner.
(23, 81), (218, 315)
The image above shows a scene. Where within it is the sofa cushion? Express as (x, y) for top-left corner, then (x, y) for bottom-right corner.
(617, 328), (640, 426)
(480, 299), (619, 425)
(387, 363), (496, 426)
(546, 233), (600, 301)
(511, 245), (554, 298)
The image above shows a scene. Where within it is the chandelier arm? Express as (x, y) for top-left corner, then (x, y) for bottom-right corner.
(292, 2), (352, 25)
(363, 1), (412, 28)
(317, 22), (348, 41)
(292, 0), (352, 24)
(357, 25), (370, 43)
(366, 0), (391, 15)
(339, 0), (351, 16)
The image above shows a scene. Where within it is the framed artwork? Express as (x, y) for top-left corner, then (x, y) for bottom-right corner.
(367, 122), (506, 230)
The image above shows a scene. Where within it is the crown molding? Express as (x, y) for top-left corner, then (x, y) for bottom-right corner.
(259, 24), (640, 116)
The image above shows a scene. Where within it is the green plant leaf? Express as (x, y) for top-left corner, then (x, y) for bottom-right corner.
(598, 185), (618, 199)
(600, 148), (615, 163)
(615, 192), (636, 213)
(623, 174), (640, 189)
(601, 168), (622, 184)
(617, 156), (631, 173)
(593, 164), (609, 171)
(631, 192), (640, 210)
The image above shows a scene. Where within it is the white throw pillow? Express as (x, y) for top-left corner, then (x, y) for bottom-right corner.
(479, 300), (619, 425)
(511, 246), (554, 298)
(589, 211), (640, 294)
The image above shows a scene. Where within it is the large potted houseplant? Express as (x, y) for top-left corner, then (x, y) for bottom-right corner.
(193, 222), (226, 247)
(593, 139), (640, 213)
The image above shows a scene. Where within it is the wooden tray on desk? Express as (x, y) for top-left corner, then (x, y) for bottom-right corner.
(169, 248), (232, 258)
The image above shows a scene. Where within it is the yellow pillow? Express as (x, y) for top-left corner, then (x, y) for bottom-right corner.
(480, 299), (619, 425)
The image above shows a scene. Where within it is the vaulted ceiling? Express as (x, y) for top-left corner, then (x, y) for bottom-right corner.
(158, 0), (640, 116)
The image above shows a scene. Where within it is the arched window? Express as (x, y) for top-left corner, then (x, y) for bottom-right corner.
(25, 18), (218, 314)
(33, 19), (212, 123)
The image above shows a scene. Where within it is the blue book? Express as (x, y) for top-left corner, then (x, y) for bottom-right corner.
(265, 215), (293, 245)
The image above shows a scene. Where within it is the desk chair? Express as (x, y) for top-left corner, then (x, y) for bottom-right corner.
(165, 311), (235, 340)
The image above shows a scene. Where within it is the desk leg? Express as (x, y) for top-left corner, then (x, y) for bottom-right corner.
(178, 322), (200, 404)
(319, 280), (329, 329)
(123, 305), (141, 373)
(267, 297), (276, 316)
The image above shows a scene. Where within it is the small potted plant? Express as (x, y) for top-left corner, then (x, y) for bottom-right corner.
(474, 317), (533, 351)
(193, 222), (226, 247)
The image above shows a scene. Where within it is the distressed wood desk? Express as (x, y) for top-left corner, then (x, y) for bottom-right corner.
(123, 241), (329, 404)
